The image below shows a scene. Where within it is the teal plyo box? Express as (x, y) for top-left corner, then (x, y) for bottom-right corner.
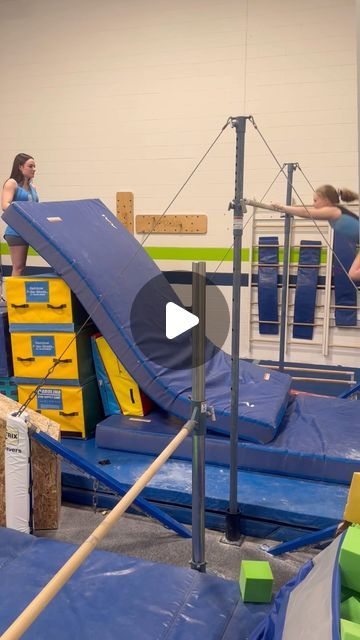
(340, 618), (360, 639)
(341, 596), (360, 625)
(0, 377), (17, 401)
(239, 560), (273, 603)
(340, 526), (360, 592)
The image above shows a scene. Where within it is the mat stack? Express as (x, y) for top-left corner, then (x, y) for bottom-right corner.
(6, 275), (103, 438)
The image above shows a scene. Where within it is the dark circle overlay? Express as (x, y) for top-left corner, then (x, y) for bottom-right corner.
(130, 272), (230, 371)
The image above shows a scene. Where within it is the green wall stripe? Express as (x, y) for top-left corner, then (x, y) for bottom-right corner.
(0, 243), (38, 256)
(0, 242), (328, 263)
(252, 248), (328, 264)
(144, 247), (250, 261)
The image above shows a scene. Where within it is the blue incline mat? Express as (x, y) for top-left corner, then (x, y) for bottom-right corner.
(3, 199), (291, 444)
(0, 528), (269, 640)
(95, 394), (360, 484)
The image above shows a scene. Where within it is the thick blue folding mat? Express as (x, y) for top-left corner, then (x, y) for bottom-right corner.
(96, 394), (360, 484)
(3, 199), (291, 444)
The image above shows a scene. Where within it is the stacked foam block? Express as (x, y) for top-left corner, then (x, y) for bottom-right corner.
(339, 525), (360, 639)
(6, 275), (103, 438)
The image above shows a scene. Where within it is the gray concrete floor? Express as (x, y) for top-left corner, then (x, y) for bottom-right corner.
(36, 504), (319, 594)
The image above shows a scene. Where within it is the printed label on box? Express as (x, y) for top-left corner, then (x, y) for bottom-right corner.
(31, 336), (55, 357)
(37, 388), (63, 410)
(25, 282), (49, 303)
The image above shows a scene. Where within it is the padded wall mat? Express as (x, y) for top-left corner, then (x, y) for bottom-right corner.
(293, 240), (321, 339)
(333, 231), (357, 326)
(257, 236), (279, 335)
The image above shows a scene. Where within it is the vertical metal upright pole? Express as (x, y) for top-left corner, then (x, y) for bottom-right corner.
(191, 261), (206, 572)
(225, 116), (247, 541)
(278, 163), (297, 371)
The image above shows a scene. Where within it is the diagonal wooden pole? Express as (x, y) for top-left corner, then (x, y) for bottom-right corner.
(1, 418), (196, 640)
(243, 198), (284, 213)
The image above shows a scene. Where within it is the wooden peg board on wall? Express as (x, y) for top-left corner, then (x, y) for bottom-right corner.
(116, 192), (134, 234)
(135, 214), (207, 234)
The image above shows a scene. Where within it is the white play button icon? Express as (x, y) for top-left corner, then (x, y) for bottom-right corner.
(165, 302), (199, 340)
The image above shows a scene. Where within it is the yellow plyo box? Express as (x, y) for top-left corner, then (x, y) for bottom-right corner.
(6, 275), (88, 331)
(17, 380), (103, 438)
(11, 329), (95, 384)
(95, 335), (152, 415)
(344, 473), (360, 524)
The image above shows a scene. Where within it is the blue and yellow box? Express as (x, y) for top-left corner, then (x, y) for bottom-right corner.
(11, 329), (95, 384)
(92, 334), (152, 416)
(6, 275), (88, 332)
(17, 379), (103, 438)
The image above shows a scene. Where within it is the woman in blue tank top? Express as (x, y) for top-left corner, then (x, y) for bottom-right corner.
(272, 184), (359, 242)
(1, 153), (39, 276)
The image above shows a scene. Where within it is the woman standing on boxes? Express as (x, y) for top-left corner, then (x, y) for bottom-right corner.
(1, 153), (39, 276)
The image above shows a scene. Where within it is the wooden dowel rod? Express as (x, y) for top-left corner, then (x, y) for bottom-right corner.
(253, 244), (324, 249)
(290, 377), (354, 384)
(254, 263), (324, 268)
(1, 419), (196, 640)
(255, 320), (321, 327)
(244, 198), (283, 213)
(259, 364), (354, 375)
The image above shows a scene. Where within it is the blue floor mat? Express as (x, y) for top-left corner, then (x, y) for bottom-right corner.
(61, 439), (346, 537)
(0, 528), (269, 640)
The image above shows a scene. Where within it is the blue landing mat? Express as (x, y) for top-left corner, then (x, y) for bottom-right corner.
(61, 439), (346, 538)
(3, 199), (291, 444)
(96, 395), (360, 484)
(0, 528), (269, 640)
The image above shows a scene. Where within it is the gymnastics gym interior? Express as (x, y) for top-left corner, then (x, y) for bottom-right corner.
(0, 1), (360, 639)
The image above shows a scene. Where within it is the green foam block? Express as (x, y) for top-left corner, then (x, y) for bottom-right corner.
(340, 618), (360, 639)
(342, 587), (360, 603)
(239, 560), (273, 604)
(341, 596), (360, 625)
(340, 526), (360, 592)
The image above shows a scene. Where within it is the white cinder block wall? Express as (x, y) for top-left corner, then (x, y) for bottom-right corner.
(0, 0), (358, 365)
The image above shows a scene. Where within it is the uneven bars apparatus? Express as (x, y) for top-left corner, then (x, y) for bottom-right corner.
(1, 261), (208, 640)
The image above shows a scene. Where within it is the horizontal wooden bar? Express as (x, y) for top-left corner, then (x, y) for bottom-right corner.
(290, 377), (354, 384)
(259, 364), (354, 375)
(253, 263), (325, 268)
